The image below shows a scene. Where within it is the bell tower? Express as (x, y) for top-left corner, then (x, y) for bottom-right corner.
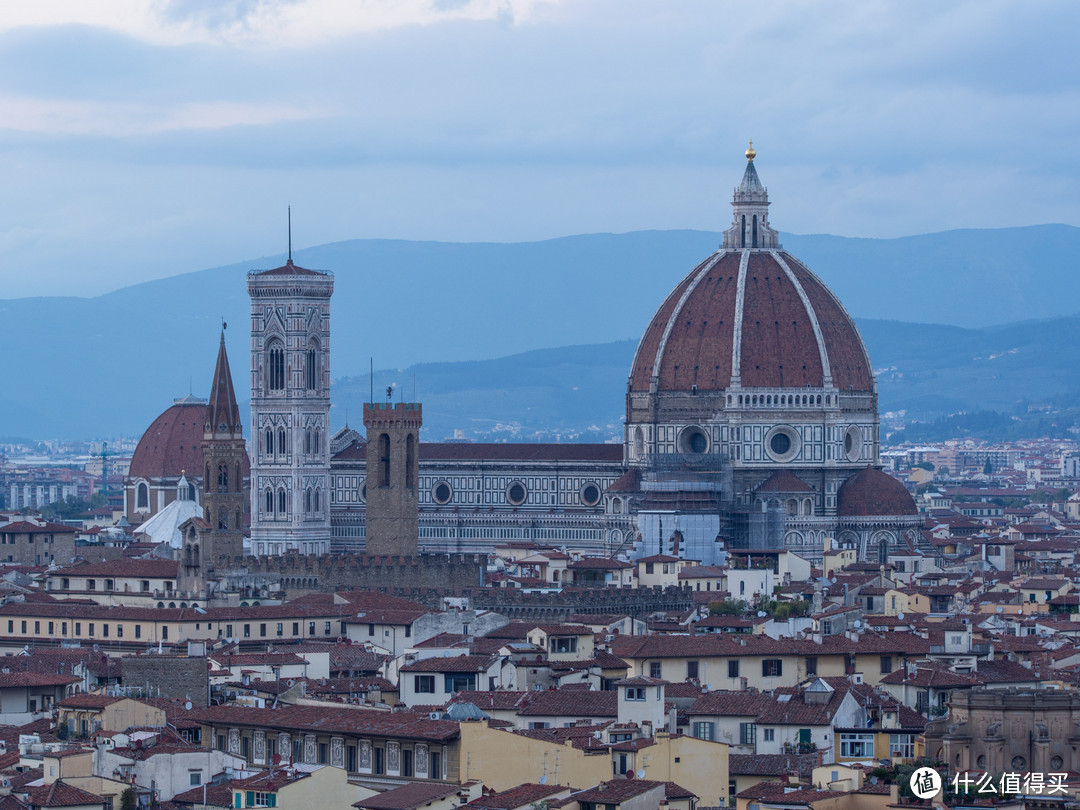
(247, 257), (334, 557)
(180, 332), (248, 594)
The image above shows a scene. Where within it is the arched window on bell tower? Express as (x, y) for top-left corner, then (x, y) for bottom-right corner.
(306, 339), (319, 391)
(267, 339), (285, 392)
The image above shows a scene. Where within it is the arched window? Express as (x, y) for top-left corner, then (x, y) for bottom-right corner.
(264, 489), (273, 515)
(234, 464), (241, 493)
(193, 545), (200, 565)
(218, 511), (228, 529)
(267, 339), (285, 392)
(379, 433), (390, 487)
(740, 214), (746, 247)
(205, 464), (211, 492)
(306, 340), (319, 391)
(804, 498), (813, 516)
(304, 428), (311, 455)
(406, 434), (416, 487)
(217, 464), (228, 493)
(278, 428), (286, 456)
(305, 488), (312, 513)
(278, 488), (287, 515)
(314, 488), (320, 513)
(313, 429), (319, 455)
(136, 482), (148, 509)
(265, 429), (274, 456)
(752, 214), (758, 248)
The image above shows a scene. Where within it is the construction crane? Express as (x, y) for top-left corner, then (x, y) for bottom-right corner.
(99, 441), (119, 499)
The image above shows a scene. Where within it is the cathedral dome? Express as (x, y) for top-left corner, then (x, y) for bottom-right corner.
(836, 467), (918, 517)
(629, 249), (873, 394)
(129, 397), (208, 480)
(624, 148), (880, 477)
(629, 152), (873, 396)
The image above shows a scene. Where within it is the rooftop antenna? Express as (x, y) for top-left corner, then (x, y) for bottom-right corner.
(288, 206), (292, 262)
(370, 358), (373, 404)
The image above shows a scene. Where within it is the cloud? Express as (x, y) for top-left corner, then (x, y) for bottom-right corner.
(2, 0), (562, 47)
(0, 96), (330, 137)
(0, 0), (1078, 300)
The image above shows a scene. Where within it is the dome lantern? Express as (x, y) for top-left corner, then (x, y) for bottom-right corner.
(722, 142), (780, 250)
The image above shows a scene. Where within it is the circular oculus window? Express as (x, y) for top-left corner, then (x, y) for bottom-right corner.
(432, 481), (453, 505)
(358, 479), (366, 503)
(764, 425), (801, 462)
(581, 482), (602, 507)
(844, 425), (862, 462)
(506, 482), (527, 506)
(679, 426), (709, 454)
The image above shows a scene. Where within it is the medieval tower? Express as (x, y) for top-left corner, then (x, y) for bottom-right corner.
(247, 258), (334, 556)
(362, 401), (422, 556)
(179, 332), (248, 593)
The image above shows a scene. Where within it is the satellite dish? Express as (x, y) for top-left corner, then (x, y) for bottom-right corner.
(756, 611), (767, 618)
(853, 620), (862, 628)
(636, 770), (646, 779)
(539, 775), (547, 785)
(996, 607), (1003, 614)
(897, 613), (905, 621)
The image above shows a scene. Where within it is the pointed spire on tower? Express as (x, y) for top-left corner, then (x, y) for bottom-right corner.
(206, 328), (243, 438)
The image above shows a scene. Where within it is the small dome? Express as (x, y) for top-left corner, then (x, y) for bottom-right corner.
(129, 401), (208, 480)
(837, 467), (918, 517)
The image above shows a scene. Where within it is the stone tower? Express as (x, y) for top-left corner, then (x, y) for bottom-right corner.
(362, 401), (422, 556)
(247, 259), (334, 556)
(179, 332), (247, 593)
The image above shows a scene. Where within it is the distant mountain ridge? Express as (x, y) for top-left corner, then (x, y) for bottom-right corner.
(1, 225), (1078, 439)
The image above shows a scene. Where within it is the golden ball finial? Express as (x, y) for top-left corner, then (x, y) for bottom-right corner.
(745, 139), (756, 162)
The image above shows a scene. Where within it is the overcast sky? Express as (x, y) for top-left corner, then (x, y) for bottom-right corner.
(1, 0), (1077, 297)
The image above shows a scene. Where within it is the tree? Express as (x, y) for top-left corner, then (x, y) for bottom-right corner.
(709, 599), (746, 616)
(120, 788), (137, 810)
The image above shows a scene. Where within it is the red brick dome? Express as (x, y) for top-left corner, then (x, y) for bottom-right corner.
(629, 249), (874, 394)
(129, 399), (207, 480)
(837, 467), (918, 517)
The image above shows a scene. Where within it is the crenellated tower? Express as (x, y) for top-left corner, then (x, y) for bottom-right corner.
(362, 401), (421, 556)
